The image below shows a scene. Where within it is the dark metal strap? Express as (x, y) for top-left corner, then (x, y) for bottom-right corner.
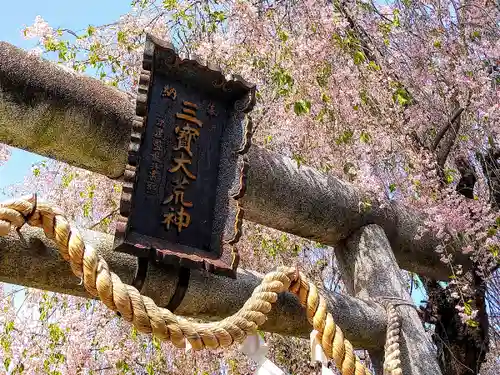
(131, 257), (190, 313)
(165, 266), (190, 312)
(131, 257), (149, 292)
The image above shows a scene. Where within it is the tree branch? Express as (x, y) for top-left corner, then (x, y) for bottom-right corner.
(432, 107), (465, 151)
(88, 208), (119, 230)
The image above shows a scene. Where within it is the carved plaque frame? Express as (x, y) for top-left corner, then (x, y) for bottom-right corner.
(114, 34), (256, 278)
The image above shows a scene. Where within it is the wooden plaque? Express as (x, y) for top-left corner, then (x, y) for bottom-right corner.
(114, 34), (255, 278)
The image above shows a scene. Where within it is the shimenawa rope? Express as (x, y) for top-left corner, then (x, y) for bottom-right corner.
(383, 303), (402, 375)
(0, 196), (375, 375)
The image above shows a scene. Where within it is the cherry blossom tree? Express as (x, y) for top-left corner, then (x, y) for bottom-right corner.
(0, 145), (10, 167)
(1, 0), (498, 373)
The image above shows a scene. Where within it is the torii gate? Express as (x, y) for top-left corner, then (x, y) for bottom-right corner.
(0, 39), (466, 374)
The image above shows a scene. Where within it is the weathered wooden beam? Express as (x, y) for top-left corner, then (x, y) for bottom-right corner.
(336, 224), (442, 374)
(0, 41), (470, 280)
(0, 225), (387, 349)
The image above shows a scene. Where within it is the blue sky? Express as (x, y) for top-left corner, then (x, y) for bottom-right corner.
(0, 0), (130, 47)
(0, 0), (131, 199)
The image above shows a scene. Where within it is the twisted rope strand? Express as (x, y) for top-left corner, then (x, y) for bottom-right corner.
(0, 197), (372, 375)
(383, 303), (403, 375)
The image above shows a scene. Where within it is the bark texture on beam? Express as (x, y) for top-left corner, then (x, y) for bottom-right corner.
(0, 41), (470, 279)
(240, 149), (467, 280)
(0, 42), (132, 178)
(336, 224), (442, 375)
(0, 225), (387, 349)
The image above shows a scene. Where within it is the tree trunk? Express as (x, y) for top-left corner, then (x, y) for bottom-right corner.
(423, 273), (489, 375)
(477, 147), (500, 209)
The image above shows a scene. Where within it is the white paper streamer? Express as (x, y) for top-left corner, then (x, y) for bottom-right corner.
(256, 359), (287, 375)
(310, 330), (335, 375)
(240, 334), (286, 375)
(185, 339), (192, 353)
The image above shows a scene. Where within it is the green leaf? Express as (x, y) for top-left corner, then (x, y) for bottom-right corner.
(4, 357), (11, 370)
(359, 199), (372, 213)
(466, 319), (479, 328)
(392, 9), (400, 27)
(433, 40), (441, 48)
(134, 0), (149, 8)
(459, 135), (469, 141)
(152, 335), (161, 350)
(117, 31), (127, 44)
(464, 302), (472, 316)
(278, 29), (288, 42)
(293, 100), (311, 116)
(87, 184), (96, 199)
(360, 90), (369, 105)
(270, 66), (294, 96)
(82, 201), (92, 218)
(292, 153), (306, 168)
(353, 50), (366, 65)
(315, 107), (328, 122)
(470, 30), (481, 40)
(115, 359), (130, 373)
(444, 169), (456, 184)
(89, 52), (100, 67)
(162, 0), (177, 10)
(1, 336), (11, 353)
(211, 10), (226, 22)
(316, 62), (332, 87)
(48, 324), (66, 346)
(489, 244), (499, 258)
(396, 93), (408, 106)
(87, 25), (95, 36)
(392, 86), (412, 107)
(360, 131), (371, 143)
(389, 183), (397, 193)
(336, 130), (354, 145)
(13, 362), (24, 374)
(61, 172), (75, 188)
(5, 321), (14, 334)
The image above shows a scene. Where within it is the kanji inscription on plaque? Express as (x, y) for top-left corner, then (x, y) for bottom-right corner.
(114, 34), (255, 278)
